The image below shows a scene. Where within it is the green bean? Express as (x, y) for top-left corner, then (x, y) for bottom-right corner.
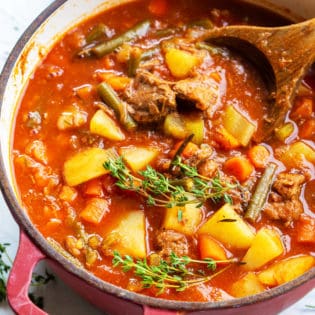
(127, 49), (142, 77)
(92, 20), (151, 57)
(97, 82), (137, 131)
(244, 163), (277, 222)
(127, 48), (159, 77)
(86, 23), (110, 43)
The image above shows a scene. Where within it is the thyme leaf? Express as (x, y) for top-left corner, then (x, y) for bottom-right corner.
(112, 251), (238, 294)
(104, 156), (237, 208)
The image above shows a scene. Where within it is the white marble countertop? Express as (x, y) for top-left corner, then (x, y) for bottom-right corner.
(0, 1), (314, 314)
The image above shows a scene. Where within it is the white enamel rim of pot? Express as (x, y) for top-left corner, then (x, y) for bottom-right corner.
(0, 0), (314, 312)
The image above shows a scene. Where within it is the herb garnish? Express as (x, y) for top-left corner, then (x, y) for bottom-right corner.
(113, 251), (239, 294)
(0, 243), (11, 302)
(0, 242), (55, 308)
(104, 156), (237, 208)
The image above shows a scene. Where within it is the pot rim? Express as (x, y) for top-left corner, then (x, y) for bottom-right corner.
(0, 0), (314, 312)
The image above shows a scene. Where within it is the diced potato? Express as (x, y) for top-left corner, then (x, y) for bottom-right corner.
(90, 109), (125, 141)
(105, 210), (146, 258)
(63, 147), (118, 186)
(182, 114), (204, 144)
(222, 106), (256, 146)
(164, 112), (204, 144)
(120, 146), (159, 172)
(165, 48), (198, 78)
(242, 227), (284, 270)
(230, 272), (265, 298)
(57, 108), (88, 130)
(275, 122), (294, 142)
(198, 203), (255, 250)
(80, 198), (109, 224)
(163, 194), (203, 235)
(279, 141), (315, 168)
(164, 113), (187, 139)
(198, 234), (228, 261)
(258, 255), (315, 286)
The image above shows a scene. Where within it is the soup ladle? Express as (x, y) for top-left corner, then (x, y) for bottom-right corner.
(200, 18), (315, 140)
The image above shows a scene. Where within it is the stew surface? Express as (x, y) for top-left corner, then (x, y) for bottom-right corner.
(13, 0), (315, 302)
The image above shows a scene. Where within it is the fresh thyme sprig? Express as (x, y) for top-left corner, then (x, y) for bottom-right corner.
(0, 242), (55, 307)
(0, 243), (12, 302)
(113, 251), (238, 294)
(104, 156), (237, 208)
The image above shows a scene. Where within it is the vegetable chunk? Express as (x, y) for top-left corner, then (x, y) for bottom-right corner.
(120, 146), (159, 172)
(223, 106), (256, 146)
(163, 194), (202, 235)
(258, 255), (315, 286)
(105, 210), (146, 258)
(90, 109), (125, 141)
(80, 198), (109, 224)
(198, 204), (255, 250)
(63, 148), (117, 186)
(242, 227), (284, 270)
(165, 48), (198, 78)
(230, 272), (265, 298)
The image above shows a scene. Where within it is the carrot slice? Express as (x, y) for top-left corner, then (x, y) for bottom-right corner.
(248, 145), (270, 168)
(296, 214), (315, 244)
(223, 156), (254, 182)
(84, 178), (104, 197)
(148, 0), (168, 16)
(198, 234), (228, 261)
(170, 141), (199, 159)
(80, 198), (109, 224)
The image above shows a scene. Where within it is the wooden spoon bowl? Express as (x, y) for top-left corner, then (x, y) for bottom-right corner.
(201, 18), (315, 139)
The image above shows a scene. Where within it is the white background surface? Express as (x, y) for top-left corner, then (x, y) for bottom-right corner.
(0, 1), (314, 314)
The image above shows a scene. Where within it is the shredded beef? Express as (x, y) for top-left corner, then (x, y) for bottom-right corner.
(156, 230), (189, 259)
(264, 172), (306, 224)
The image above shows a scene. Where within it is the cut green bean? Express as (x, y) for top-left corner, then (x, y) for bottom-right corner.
(97, 82), (137, 131)
(245, 163), (278, 222)
(86, 23), (110, 43)
(196, 42), (222, 55)
(92, 20), (151, 57)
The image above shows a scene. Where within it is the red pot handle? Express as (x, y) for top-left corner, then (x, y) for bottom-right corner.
(7, 231), (48, 315)
(144, 306), (183, 315)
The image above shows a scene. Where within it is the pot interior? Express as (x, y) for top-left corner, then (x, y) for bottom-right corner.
(0, 0), (314, 312)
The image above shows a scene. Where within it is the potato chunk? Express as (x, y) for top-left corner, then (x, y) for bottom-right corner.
(198, 203), (255, 250)
(230, 272), (265, 298)
(103, 210), (146, 258)
(63, 147), (117, 186)
(120, 146), (159, 172)
(163, 194), (203, 235)
(242, 227), (284, 270)
(258, 255), (315, 286)
(165, 48), (198, 78)
(90, 109), (125, 141)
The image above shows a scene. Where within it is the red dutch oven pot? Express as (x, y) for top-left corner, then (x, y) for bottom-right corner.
(0, 0), (314, 314)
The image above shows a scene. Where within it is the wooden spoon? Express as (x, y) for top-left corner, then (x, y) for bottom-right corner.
(200, 18), (315, 140)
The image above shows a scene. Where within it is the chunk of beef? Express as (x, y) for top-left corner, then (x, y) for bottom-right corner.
(273, 173), (305, 199)
(264, 172), (306, 225)
(124, 71), (220, 123)
(156, 230), (188, 260)
(124, 71), (176, 123)
(264, 196), (303, 223)
(173, 75), (219, 111)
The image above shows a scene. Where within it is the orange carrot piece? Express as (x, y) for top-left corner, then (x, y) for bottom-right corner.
(248, 145), (270, 169)
(170, 141), (199, 159)
(296, 214), (315, 244)
(291, 96), (313, 120)
(59, 185), (78, 202)
(299, 119), (315, 139)
(80, 198), (109, 224)
(148, 0), (168, 16)
(223, 156), (254, 182)
(198, 234), (228, 261)
(84, 178), (104, 197)
(74, 84), (93, 101)
(214, 126), (240, 150)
